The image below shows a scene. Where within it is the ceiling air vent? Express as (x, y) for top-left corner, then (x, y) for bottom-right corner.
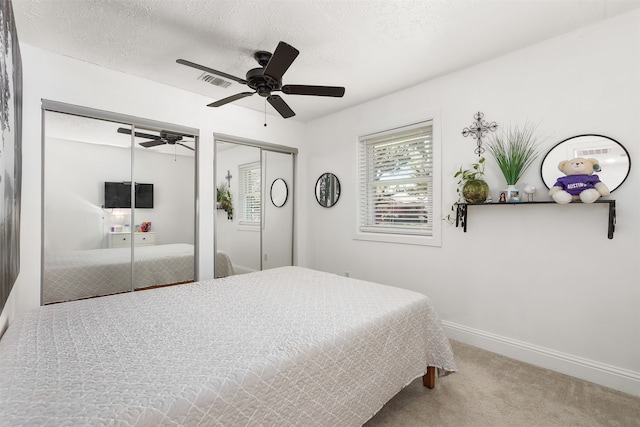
(197, 72), (232, 88)
(576, 147), (610, 157)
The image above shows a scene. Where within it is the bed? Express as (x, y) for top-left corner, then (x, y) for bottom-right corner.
(1, 266), (456, 426)
(43, 243), (195, 304)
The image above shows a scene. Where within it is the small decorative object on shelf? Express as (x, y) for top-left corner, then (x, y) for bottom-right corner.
(462, 111), (498, 157)
(463, 178), (489, 204)
(548, 158), (610, 204)
(457, 157), (489, 204)
(523, 184), (537, 202)
(507, 188), (520, 203)
(445, 157), (489, 223)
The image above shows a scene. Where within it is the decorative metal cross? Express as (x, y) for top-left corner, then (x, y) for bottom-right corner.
(462, 111), (498, 156)
(225, 170), (232, 187)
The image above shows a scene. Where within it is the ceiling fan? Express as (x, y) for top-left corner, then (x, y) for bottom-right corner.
(176, 41), (345, 119)
(117, 127), (194, 151)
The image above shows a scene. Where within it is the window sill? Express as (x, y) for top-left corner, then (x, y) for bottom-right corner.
(353, 231), (441, 247)
(237, 222), (260, 232)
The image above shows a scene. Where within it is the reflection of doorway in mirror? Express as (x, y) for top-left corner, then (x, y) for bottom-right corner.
(214, 137), (295, 277)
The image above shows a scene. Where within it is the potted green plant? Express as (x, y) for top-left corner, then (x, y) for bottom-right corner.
(486, 124), (542, 200)
(216, 183), (233, 220)
(458, 157), (489, 204)
(445, 157), (489, 223)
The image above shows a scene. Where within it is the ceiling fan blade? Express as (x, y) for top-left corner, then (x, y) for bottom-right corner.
(139, 140), (166, 148)
(176, 59), (247, 85)
(267, 95), (295, 119)
(117, 127), (162, 140)
(207, 91), (255, 107)
(282, 85), (345, 97)
(177, 143), (195, 151)
(263, 41), (299, 81)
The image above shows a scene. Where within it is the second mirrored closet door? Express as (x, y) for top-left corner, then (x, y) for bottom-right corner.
(214, 137), (295, 278)
(42, 103), (197, 304)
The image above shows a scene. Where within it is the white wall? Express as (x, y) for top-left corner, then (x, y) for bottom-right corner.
(0, 43), (305, 332)
(301, 10), (640, 395)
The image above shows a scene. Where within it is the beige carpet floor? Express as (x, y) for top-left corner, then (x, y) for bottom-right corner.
(365, 340), (640, 427)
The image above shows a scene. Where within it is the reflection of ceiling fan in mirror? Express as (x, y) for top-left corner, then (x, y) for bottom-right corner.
(117, 127), (194, 151)
(176, 41), (345, 119)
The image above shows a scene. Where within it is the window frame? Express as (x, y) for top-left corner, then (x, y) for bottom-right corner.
(354, 115), (441, 247)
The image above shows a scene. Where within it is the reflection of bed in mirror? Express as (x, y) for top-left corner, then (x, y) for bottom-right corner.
(215, 251), (258, 277)
(214, 251), (235, 278)
(44, 244), (194, 304)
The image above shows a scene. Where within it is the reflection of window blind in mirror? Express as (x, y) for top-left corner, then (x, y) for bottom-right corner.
(239, 161), (261, 223)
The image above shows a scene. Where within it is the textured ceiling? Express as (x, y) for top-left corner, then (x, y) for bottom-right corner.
(12, 0), (640, 122)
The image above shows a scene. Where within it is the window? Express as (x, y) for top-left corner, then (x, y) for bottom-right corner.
(239, 161), (261, 224)
(357, 119), (440, 246)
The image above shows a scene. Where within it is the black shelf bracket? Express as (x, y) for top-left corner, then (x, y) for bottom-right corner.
(455, 200), (616, 239)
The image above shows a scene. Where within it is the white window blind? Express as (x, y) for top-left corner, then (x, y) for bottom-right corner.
(358, 121), (433, 236)
(239, 161), (261, 223)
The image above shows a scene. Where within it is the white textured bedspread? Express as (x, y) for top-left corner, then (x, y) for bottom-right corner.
(0, 266), (456, 426)
(44, 243), (195, 303)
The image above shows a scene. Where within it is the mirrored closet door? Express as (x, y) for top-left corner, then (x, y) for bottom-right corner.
(42, 102), (198, 304)
(214, 136), (295, 278)
(261, 150), (294, 270)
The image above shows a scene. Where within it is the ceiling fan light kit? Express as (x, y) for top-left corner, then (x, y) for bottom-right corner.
(117, 127), (194, 151)
(177, 41), (345, 119)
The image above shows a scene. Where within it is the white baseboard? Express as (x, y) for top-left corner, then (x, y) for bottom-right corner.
(442, 320), (640, 397)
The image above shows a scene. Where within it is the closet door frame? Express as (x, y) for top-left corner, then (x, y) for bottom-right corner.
(40, 99), (200, 305)
(213, 133), (297, 273)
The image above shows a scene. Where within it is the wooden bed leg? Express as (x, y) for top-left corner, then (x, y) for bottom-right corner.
(422, 366), (436, 389)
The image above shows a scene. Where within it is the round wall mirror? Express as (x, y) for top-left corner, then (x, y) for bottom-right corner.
(270, 178), (288, 207)
(540, 135), (630, 193)
(315, 173), (341, 208)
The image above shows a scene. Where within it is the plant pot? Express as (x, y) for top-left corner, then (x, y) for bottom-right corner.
(462, 179), (489, 204)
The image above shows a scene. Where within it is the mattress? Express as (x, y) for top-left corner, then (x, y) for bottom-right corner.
(44, 243), (195, 304)
(1, 266), (456, 426)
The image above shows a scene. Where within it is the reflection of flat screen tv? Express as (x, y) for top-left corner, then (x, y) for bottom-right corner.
(104, 182), (154, 209)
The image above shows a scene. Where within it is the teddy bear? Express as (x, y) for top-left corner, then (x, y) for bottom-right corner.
(548, 157), (610, 204)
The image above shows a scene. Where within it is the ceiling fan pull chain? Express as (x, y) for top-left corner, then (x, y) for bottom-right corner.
(264, 98), (268, 127)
